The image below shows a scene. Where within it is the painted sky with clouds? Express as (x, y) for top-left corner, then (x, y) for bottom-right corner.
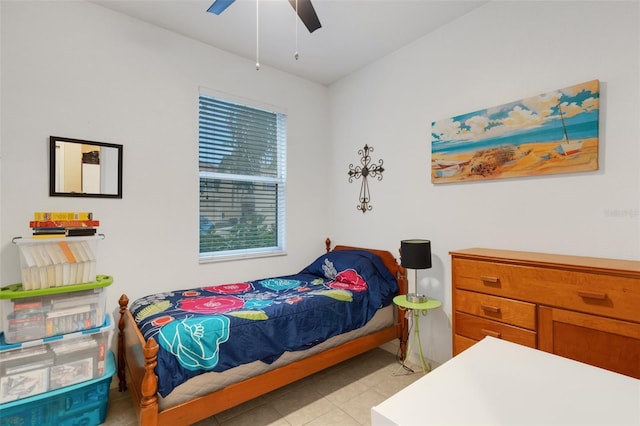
(432, 80), (599, 145)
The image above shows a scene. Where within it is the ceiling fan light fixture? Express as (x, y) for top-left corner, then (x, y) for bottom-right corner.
(207, 0), (322, 70)
(208, 0), (321, 33)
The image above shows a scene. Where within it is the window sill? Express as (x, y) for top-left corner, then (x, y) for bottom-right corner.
(199, 249), (287, 264)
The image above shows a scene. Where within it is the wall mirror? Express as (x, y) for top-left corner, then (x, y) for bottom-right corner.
(49, 136), (123, 198)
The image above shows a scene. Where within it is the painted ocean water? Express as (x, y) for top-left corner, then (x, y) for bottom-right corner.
(432, 120), (598, 155)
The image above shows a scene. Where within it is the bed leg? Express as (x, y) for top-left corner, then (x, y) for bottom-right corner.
(140, 337), (160, 426)
(118, 294), (129, 392)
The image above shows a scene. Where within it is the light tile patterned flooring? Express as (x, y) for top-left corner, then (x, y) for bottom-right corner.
(103, 345), (425, 426)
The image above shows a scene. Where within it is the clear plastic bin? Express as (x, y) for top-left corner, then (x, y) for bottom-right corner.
(0, 314), (113, 404)
(14, 236), (101, 290)
(0, 276), (112, 344)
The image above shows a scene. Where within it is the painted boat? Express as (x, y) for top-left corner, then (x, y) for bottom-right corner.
(556, 103), (582, 156)
(436, 164), (461, 177)
(434, 159), (470, 169)
(555, 140), (583, 156)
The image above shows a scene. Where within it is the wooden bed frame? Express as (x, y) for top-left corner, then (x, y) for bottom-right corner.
(117, 239), (409, 425)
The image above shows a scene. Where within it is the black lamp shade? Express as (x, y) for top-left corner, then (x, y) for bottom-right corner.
(401, 239), (432, 269)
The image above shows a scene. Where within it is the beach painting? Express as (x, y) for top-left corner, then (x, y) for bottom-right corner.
(431, 80), (599, 183)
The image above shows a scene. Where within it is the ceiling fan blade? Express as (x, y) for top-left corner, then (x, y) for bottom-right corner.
(288, 0), (322, 33)
(207, 0), (236, 15)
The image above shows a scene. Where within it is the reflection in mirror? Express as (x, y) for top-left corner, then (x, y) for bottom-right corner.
(50, 136), (123, 198)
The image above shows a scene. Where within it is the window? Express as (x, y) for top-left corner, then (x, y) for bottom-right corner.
(199, 93), (286, 261)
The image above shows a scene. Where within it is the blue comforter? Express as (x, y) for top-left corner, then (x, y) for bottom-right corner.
(130, 249), (398, 397)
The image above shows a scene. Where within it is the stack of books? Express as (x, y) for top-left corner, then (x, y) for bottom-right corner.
(31, 212), (99, 239)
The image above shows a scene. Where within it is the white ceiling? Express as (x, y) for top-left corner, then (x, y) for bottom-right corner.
(91, 0), (487, 85)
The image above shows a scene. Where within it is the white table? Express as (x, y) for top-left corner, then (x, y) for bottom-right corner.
(372, 337), (640, 425)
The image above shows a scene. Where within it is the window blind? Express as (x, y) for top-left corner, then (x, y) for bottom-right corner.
(199, 94), (286, 259)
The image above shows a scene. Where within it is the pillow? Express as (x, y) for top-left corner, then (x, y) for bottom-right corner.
(300, 249), (399, 312)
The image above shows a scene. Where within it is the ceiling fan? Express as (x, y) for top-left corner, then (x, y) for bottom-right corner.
(207, 0), (322, 33)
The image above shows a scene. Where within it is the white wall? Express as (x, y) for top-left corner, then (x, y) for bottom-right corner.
(2, 0), (639, 367)
(329, 1), (640, 364)
(0, 1), (330, 326)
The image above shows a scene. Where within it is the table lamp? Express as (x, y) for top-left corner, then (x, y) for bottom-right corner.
(401, 239), (432, 303)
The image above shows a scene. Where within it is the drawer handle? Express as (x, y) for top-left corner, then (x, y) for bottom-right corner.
(480, 276), (500, 284)
(578, 290), (607, 300)
(481, 304), (501, 313)
(481, 329), (501, 338)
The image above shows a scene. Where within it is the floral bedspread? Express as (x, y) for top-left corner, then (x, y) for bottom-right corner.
(130, 249), (398, 397)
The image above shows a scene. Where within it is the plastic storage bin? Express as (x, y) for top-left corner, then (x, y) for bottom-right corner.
(0, 275), (112, 343)
(0, 313), (114, 403)
(14, 236), (100, 290)
(0, 350), (115, 426)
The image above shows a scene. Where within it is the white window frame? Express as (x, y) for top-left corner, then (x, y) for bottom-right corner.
(198, 88), (286, 262)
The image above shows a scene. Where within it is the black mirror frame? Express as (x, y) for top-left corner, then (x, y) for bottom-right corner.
(49, 136), (123, 198)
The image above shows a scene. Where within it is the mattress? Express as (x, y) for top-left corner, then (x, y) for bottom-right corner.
(158, 304), (395, 410)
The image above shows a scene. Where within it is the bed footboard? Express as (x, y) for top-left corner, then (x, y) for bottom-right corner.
(118, 294), (161, 425)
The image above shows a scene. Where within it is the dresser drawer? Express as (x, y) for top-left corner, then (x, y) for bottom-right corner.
(531, 271), (640, 322)
(455, 312), (536, 348)
(453, 258), (640, 323)
(453, 333), (478, 356)
(453, 258), (539, 298)
(454, 289), (536, 330)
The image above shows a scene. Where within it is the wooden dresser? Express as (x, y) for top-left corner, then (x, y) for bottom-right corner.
(451, 248), (640, 379)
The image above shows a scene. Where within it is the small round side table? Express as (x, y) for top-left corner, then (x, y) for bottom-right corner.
(393, 294), (442, 374)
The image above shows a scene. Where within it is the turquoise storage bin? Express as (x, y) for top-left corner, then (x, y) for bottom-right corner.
(0, 350), (115, 426)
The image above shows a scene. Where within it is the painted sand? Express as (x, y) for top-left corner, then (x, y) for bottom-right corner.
(431, 137), (598, 183)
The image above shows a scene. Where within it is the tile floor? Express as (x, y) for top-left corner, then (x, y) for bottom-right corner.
(103, 346), (425, 425)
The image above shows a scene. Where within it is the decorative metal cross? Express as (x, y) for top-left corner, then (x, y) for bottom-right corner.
(348, 144), (385, 213)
